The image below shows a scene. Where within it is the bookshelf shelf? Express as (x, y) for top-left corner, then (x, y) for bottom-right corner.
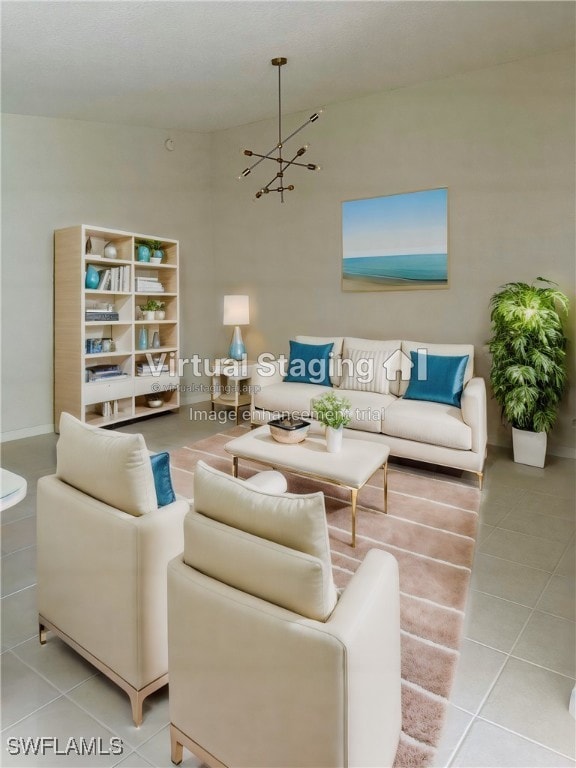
(54, 225), (181, 431)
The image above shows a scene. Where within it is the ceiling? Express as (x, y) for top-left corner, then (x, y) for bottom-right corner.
(1, 1), (574, 133)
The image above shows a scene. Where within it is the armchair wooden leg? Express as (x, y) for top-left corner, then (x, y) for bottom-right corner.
(170, 725), (184, 765)
(129, 690), (144, 727)
(39, 622), (47, 645)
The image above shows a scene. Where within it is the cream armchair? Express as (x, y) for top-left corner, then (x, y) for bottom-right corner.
(168, 461), (401, 768)
(37, 413), (189, 725)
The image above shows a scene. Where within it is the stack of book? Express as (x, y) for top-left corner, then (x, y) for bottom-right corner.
(136, 361), (170, 376)
(85, 309), (119, 322)
(135, 276), (164, 293)
(85, 364), (128, 382)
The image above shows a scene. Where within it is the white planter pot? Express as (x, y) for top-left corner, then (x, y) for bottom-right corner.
(143, 311), (155, 320)
(326, 426), (343, 453)
(512, 427), (547, 468)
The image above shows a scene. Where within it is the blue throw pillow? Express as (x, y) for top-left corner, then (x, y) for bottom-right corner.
(284, 340), (333, 387)
(404, 352), (469, 407)
(150, 452), (176, 507)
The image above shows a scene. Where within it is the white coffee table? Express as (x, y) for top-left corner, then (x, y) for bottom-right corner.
(225, 426), (390, 547)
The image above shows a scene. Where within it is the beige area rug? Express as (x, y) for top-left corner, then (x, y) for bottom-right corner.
(170, 426), (481, 768)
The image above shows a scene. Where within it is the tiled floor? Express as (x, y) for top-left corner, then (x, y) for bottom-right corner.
(1, 405), (575, 767)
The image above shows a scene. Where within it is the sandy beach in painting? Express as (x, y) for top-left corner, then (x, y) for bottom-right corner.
(342, 275), (448, 291)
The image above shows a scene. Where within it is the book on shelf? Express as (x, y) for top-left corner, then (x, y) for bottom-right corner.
(84, 310), (119, 322)
(135, 276), (164, 292)
(93, 265), (130, 292)
(97, 269), (110, 290)
(85, 364), (129, 382)
(137, 363), (169, 375)
(98, 400), (120, 418)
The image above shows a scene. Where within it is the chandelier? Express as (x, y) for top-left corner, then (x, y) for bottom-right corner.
(238, 57), (322, 202)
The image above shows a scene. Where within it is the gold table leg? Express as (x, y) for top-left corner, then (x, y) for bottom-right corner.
(350, 488), (358, 547)
(383, 461), (388, 513)
(232, 457), (239, 478)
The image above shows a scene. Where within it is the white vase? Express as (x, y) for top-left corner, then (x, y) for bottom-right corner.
(512, 427), (547, 468)
(326, 426), (343, 453)
(143, 311), (155, 320)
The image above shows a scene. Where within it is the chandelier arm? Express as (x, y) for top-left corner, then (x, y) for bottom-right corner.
(246, 151), (283, 163)
(281, 158), (318, 170)
(282, 113), (321, 145)
(243, 144), (282, 173)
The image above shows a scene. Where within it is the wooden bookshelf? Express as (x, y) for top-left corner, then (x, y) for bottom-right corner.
(54, 225), (180, 430)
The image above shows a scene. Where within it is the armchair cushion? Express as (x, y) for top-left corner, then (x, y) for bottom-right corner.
(150, 452), (176, 506)
(56, 412), (157, 517)
(187, 461), (338, 618)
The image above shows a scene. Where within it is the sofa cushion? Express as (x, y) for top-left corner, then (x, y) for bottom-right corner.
(404, 352), (469, 407)
(254, 382), (332, 416)
(340, 347), (390, 395)
(150, 452), (176, 507)
(337, 389), (396, 433)
(399, 341), (475, 396)
(56, 412), (157, 516)
(383, 399), (472, 450)
(295, 335), (344, 386)
(343, 338), (402, 396)
(284, 340), (333, 387)
(187, 461), (338, 620)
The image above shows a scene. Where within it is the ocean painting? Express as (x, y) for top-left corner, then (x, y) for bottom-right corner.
(342, 188), (448, 291)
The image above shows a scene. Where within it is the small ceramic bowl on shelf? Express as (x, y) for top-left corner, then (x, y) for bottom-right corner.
(146, 395), (164, 409)
(150, 257), (162, 265)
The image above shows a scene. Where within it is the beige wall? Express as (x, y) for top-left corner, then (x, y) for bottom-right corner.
(211, 49), (575, 456)
(2, 49), (574, 455)
(1, 114), (214, 439)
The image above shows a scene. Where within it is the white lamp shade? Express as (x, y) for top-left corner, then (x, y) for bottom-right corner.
(223, 295), (250, 326)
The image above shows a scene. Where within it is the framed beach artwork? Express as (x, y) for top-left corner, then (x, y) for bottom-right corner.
(341, 187), (448, 291)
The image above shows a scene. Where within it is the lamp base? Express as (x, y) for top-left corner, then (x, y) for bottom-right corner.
(228, 326), (246, 361)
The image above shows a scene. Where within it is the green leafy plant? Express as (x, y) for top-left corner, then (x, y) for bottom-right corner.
(312, 392), (352, 429)
(488, 278), (568, 433)
(149, 240), (163, 251)
(140, 299), (161, 312)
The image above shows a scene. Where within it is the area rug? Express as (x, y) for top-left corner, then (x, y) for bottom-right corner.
(170, 426), (481, 768)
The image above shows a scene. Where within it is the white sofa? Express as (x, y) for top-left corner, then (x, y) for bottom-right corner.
(250, 335), (487, 486)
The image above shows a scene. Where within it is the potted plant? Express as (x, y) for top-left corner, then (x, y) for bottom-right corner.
(140, 298), (160, 320)
(155, 301), (166, 320)
(488, 278), (569, 467)
(149, 240), (164, 263)
(312, 392), (352, 453)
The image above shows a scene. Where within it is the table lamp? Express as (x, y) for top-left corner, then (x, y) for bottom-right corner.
(223, 295), (250, 360)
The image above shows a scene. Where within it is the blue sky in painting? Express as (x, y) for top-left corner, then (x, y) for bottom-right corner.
(342, 188), (447, 259)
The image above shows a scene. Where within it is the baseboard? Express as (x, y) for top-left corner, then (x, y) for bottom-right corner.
(488, 438), (575, 461)
(1, 423), (55, 443)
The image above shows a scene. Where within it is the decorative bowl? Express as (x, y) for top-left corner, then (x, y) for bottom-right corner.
(147, 397), (164, 409)
(150, 256), (162, 264)
(269, 417), (310, 444)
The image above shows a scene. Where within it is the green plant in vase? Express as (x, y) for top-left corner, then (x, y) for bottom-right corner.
(149, 240), (164, 262)
(140, 298), (160, 319)
(312, 392), (352, 453)
(488, 277), (568, 466)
